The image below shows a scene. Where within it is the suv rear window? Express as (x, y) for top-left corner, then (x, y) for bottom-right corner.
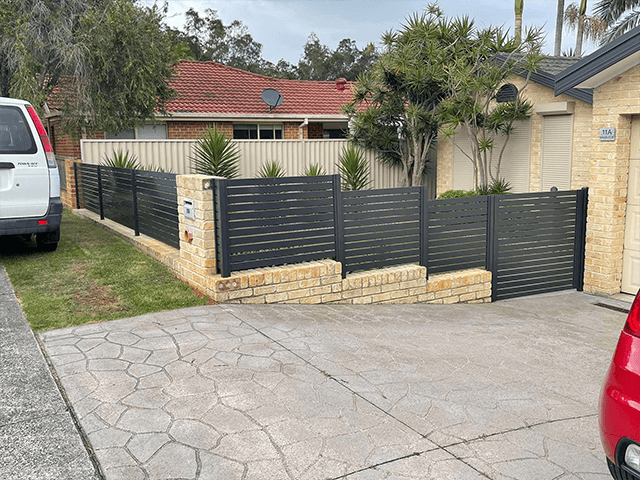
(0, 106), (36, 154)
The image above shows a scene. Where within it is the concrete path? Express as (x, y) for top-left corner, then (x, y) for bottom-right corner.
(39, 291), (630, 480)
(0, 267), (100, 480)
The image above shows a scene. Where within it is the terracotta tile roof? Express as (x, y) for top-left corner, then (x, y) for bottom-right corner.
(166, 61), (354, 116)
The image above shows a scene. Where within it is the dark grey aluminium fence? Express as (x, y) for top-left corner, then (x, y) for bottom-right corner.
(214, 175), (339, 274)
(214, 174), (588, 302)
(75, 163), (179, 249)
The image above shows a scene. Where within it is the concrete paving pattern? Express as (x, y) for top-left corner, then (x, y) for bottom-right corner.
(39, 291), (629, 480)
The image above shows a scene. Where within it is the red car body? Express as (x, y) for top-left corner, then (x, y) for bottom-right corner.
(600, 289), (640, 479)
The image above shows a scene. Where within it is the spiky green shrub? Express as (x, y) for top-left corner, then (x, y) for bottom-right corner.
(488, 178), (511, 194)
(257, 161), (286, 178)
(102, 150), (141, 169)
(337, 145), (370, 191)
(304, 164), (327, 176)
(191, 127), (240, 179)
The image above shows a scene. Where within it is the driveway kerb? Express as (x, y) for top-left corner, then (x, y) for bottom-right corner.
(39, 291), (629, 479)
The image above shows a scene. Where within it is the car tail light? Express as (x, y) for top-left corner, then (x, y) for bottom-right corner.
(26, 106), (56, 168)
(623, 290), (640, 337)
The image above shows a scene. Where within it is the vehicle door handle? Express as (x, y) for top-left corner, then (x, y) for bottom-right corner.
(0, 162), (15, 169)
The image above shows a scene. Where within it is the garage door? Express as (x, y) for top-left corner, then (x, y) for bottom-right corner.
(623, 118), (640, 293)
(452, 120), (531, 193)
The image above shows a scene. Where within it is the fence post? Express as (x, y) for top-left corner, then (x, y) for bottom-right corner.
(131, 169), (140, 236)
(74, 162), (80, 210)
(573, 187), (589, 291)
(332, 175), (346, 278)
(420, 186), (429, 279)
(97, 165), (104, 220)
(214, 179), (232, 278)
(486, 195), (498, 302)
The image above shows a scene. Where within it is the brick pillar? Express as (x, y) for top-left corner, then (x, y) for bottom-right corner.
(584, 113), (631, 294)
(61, 158), (82, 209)
(176, 175), (219, 294)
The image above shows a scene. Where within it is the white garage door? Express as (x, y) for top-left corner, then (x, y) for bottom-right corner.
(623, 117), (640, 293)
(452, 120), (531, 193)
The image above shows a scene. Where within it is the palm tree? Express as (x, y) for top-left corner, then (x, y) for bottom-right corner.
(564, 1), (607, 55)
(515, 0), (524, 42)
(555, 0), (566, 55)
(593, 0), (640, 42)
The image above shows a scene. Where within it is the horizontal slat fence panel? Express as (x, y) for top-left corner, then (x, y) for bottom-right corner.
(74, 164), (179, 249)
(76, 164), (100, 216)
(492, 190), (580, 301)
(425, 196), (488, 275)
(215, 176), (338, 276)
(136, 170), (179, 249)
(101, 167), (135, 231)
(342, 188), (421, 274)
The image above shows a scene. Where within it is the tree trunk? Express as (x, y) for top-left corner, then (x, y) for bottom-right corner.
(515, 15), (523, 42)
(575, 15), (585, 56)
(554, 0), (565, 56)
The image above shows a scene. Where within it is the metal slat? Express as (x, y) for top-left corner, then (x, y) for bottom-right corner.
(228, 205), (334, 221)
(230, 189), (334, 203)
(232, 251), (335, 272)
(229, 220), (335, 237)
(344, 227), (421, 243)
(345, 257), (419, 273)
(343, 215), (420, 229)
(228, 233), (335, 254)
(230, 213), (335, 230)
(227, 197), (334, 213)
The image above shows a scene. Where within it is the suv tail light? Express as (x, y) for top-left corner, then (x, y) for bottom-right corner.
(623, 290), (640, 337)
(26, 106), (56, 168)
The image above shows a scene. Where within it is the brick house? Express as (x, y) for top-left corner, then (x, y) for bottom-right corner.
(45, 60), (355, 158)
(437, 27), (640, 296)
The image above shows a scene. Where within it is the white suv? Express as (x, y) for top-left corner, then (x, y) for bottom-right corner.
(0, 97), (61, 251)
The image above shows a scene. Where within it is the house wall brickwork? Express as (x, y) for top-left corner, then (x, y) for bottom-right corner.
(308, 122), (324, 139)
(582, 65), (640, 294)
(48, 118), (105, 158)
(435, 77), (593, 196)
(167, 121), (233, 139)
(59, 158), (82, 209)
(284, 122), (307, 139)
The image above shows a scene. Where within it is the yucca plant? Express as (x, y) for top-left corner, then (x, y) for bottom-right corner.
(488, 178), (511, 194)
(102, 150), (141, 169)
(191, 127), (240, 179)
(304, 164), (327, 176)
(257, 161), (286, 178)
(337, 145), (371, 191)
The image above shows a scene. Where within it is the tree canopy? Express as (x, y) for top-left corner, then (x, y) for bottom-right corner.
(0, 0), (180, 135)
(343, 4), (544, 188)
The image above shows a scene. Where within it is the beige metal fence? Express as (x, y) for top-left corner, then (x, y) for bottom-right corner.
(80, 139), (403, 189)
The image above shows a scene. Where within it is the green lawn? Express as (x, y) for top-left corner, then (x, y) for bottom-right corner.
(0, 209), (209, 331)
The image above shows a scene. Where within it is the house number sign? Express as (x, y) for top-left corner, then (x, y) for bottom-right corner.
(599, 127), (616, 141)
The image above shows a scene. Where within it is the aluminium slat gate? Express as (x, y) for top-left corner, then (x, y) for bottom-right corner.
(213, 176), (588, 302)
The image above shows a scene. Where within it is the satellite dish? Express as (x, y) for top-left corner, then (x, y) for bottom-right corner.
(261, 88), (284, 113)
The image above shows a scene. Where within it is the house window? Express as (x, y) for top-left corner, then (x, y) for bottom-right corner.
(234, 124), (282, 140)
(323, 122), (348, 139)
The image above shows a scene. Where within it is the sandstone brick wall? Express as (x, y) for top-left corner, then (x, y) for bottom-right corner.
(582, 65), (640, 294)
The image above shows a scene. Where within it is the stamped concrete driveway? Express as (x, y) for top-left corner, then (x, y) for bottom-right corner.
(40, 291), (628, 480)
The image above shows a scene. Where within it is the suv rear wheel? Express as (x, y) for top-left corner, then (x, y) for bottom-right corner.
(36, 227), (59, 252)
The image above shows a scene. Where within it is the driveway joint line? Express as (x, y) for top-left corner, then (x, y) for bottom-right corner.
(332, 412), (598, 479)
(34, 333), (106, 480)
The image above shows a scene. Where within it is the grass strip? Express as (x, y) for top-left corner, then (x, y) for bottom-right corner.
(1, 209), (209, 331)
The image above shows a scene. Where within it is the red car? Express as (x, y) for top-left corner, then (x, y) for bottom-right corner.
(600, 289), (640, 480)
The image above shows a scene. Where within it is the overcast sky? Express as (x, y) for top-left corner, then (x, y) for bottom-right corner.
(152, 0), (597, 65)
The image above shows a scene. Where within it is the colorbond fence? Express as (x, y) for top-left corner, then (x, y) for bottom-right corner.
(214, 175), (588, 301)
(75, 164), (179, 249)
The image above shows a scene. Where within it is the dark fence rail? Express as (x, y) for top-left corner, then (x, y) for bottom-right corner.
(75, 163), (179, 249)
(214, 176), (338, 277)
